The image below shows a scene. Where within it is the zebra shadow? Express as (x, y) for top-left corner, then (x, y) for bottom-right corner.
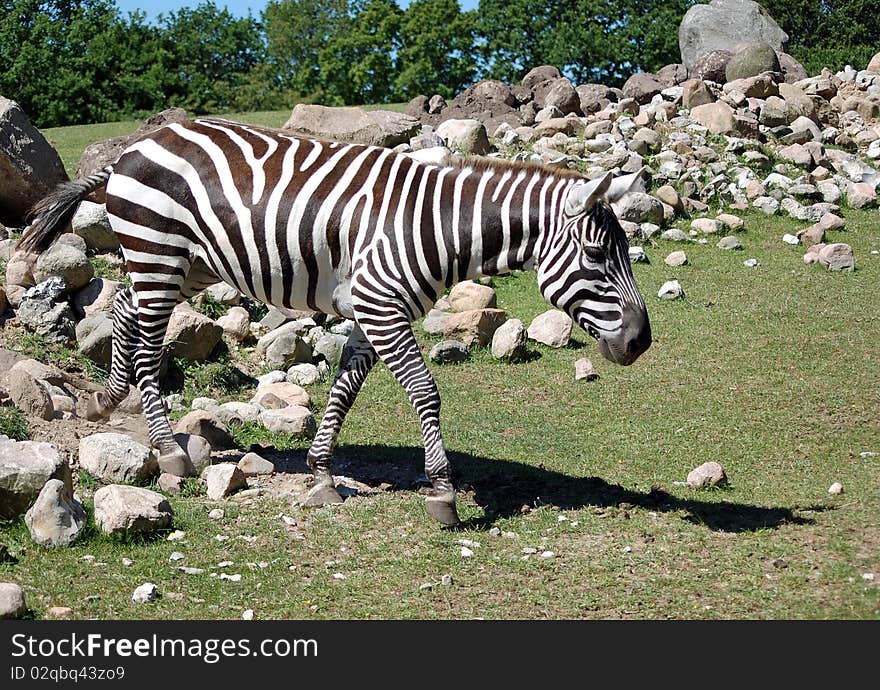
(274, 444), (820, 534)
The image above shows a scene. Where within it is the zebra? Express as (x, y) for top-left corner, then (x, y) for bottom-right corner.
(19, 117), (651, 526)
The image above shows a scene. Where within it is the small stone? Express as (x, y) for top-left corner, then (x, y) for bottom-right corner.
(166, 530), (186, 541)
(169, 551), (185, 562)
(527, 309), (572, 348)
(428, 339), (470, 364)
(716, 235), (743, 250)
(220, 573), (242, 582)
(491, 318), (528, 362)
(203, 464), (248, 500)
(7, 368), (54, 421)
(448, 280), (497, 311)
(179, 567), (204, 575)
(24, 478), (86, 547)
(658, 280), (685, 300)
(238, 452), (275, 476)
(260, 405), (316, 436)
(574, 358), (600, 382)
(121, 558), (133, 567)
(157, 473), (184, 494)
(661, 228), (690, 242)
(460, 547), (474, 558)
(46, 606), (73, 619)
(242, 609), (255, 620)
(862, 573), (875, 582)
(743, 258), (760, 267)
(286, 363), (322, 386)
(818, 243), (854, 272)
(208, 508), (225, 520)
(691, 218), (723, 234)
(664, 250), (688, 267)
(131, 583), (159, 604)
(539, 551), (555, 559)
(0, 582), (28, 619)
(440, 574), (453, 586)
(522, 547), (538, 554)
(686, 461), (727, 488)
(173, 410), (233, 450)
(782, 233), (800, 245)
(628, 246), (649, 263)
(828, 482), (844, 495)
(332, 573), (347, 580)
(488, 527), (501, 537)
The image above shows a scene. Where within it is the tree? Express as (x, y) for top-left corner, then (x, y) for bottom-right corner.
(395, 0), (478, 99)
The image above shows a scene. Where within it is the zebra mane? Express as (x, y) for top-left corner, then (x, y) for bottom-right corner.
(442, 155), (590, 180)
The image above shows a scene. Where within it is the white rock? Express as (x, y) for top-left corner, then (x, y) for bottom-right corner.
(93, 485), (173, 536)
(460, 547), (474, 558)
(658, 279), (685, 300)
(208, 508), (225, 520)
(0, 438), (69, 519)
(131, 582), (159, 604)
(203, 464), (247, 501)
(24, 479), (86, 547)
(828, 482), (844, 495)
(260, 405), (316, 436)
(782, 233), (800, 245)
(78, 433), (158, 484)
(574, 358), (600, 381)
(527, 309), (572, 348)
(743, 258), (760, 267)
(242, 609), (255, 620)
(238, 452), (275, 476)
(0, 582), (27, 619)
(491, 318), (528, 361)
(686, 461), (727, 488)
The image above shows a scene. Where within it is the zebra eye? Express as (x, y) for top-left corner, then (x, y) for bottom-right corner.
(583, 245), (605, 262)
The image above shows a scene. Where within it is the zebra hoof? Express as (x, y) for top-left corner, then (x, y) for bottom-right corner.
(302, 481), (344, 507)
(157, 447), (190, 477)
(425, 492), (460, 526)
(86, 392), (112, 422)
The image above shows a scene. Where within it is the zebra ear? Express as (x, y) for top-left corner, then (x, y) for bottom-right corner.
(564, 172), (613, 216)
(606, 167), (648, 207)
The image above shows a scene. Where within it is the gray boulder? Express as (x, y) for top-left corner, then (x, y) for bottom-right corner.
(0, 438), (70, 518)
(24, 478), (86, 547)
(725, 42), (781, 82)
(283, 105), (419, 148)
(615, 193), (665, 224)
(0, 97), (68, 226)
(6, 368), (54, 421)
(76, 313), (113, 369)
(0, 582), (27, 619)
(428, 340), (470, 364)
(32, 244), (94, 292)
(527, 310), (572, 349)
(435, 119), (490, 155)
(71, 201), (118, 250)
(93, 484), (173, 536)
(164, 304), (222, 361)
(491, 318), (528, 362)
(313, 332), (348, 370)
(78, 433), (158, 484)
(174, 410), (233, 449)
(623, 73), (664, 105)
(679, 0), (788, 72)
(16, 289), (76, 344)
(691, 50), (733, 83)
(260, 405), (316, 436)
(203, 463), (247, 500)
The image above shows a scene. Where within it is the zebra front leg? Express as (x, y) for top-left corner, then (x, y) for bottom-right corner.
(359, 316), (460, 526)
(304, 325), (378, 506)
(86, 287), (139, 421)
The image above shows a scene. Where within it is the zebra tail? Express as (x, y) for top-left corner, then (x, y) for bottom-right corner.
(17, 166), (114, 254)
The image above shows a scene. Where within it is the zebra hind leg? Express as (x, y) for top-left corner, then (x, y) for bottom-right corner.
(358, 317), (460, 526)
(303, 325), (378, 507)
(86, 287), (139, 421)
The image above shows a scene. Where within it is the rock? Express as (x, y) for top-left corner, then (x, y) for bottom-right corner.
(797, 224), (826, 247)
(623, 72), (664, 105)
(491, 318), (528, 362)
(523, 65), (562, 91)
(259, 405), (316, 437)
(174, 410), (232, 450)
(846, 182), (876, 209)
(283, 105), (419, 148)
(265, 332), (312, 369)
(690, 101), (741, 136)
(658, 280), (685, 300)
(682, 79), (715, 108)
(541, 78), (581, 114)
(817, 243), (854, 271)
(157, 473), (184, 494)
(71, 201), (118, 250)
(203, 464), (247, 500)
(628, 246), (649, 263)
(0, 438), (69, 518)
(725, 42), (781, 81)
(678, 0), (789, 73)
(204, 282), (240, 305)
(24, 479), (86, 547)
(753, 196), (780, 215)
(828, 482), (844, 495)
(527, 310), (572, 348)
(661, 228), (690, 242)
(574, 358), (600, 382)
(312, 332), (348, 370)
(46, 606), (73, 619)
(691, 218), (724, 234)
(216, 306), (251, 343)
(441, 308), (507, 348)
(435, 119), (490, 155)
(238, 452), (275, 477)
(131, 583), (159, 604)
(287, 363), (322, 386)
(78, 433), (158, 484)
(448, 281), (497, 312)
(164, 304), (222, 361)
(778, 53), (808, 83)
(76, 313), (113, 369)
(716, 235), (743, 250)
(428, 340), (470, 364)
(614, 193), (665, 224)
(16, 288), (76, 343)
(686, 461), (727, 487)
(6, 368), (54, 421)
(0, 582), (27, 619)
(743, 258), (760, 267)
(93, 485), (173, 535)
(691, 50), (733, 82)
(725, 73), (778, 99)
(31, 244), (94, 293)
(665, 250), (688, 267)
(216, 402), (262, 425)
(171, 433), (212, 476)
(779, 84), (818, 123)
(251, 382), (310, 408)
(256, 321), (308, 357)
(0, 97), (69, 226)
(71, 278), (125, 318)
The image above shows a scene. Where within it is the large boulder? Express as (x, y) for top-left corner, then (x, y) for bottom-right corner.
(0, 97), (69, 227)
(622, 73), (664, 105)
(440, 308), (507, 348)
(527, 310), (572, 349)
(71, 200), (118, 251)
(724, 42), (781, 81)
(282, 105), (419, 148)
(691, 50), (733, 83)
(0, 439), (70, 518)
(32, 244), (94, 292)
(78, 433), (158, 484)
(24, 478), (86, 547)
(6, 368), (54, 421)
(164, 303), (222, 361)
(679, 0), (788, 73)
(93, 484), (173, 536)
(76, 312), (113, 369)
(435, 119), (490, 155)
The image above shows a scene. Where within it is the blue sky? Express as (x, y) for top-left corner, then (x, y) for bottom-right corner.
(116, 0), (479, 23)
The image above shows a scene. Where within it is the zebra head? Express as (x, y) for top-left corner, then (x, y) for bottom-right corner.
(537, 170), (652, 366)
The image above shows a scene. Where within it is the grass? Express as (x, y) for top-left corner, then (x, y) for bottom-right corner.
(0, 407), (29, 441)
(2, 206), (878, 620)
(12, 330), (108, 383)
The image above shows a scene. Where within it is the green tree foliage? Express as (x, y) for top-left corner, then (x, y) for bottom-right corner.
(395, 0), (478, 99)
(761, 0), (880, 73)
(476, 0), (691, 86)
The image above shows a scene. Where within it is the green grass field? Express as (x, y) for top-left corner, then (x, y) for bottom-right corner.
(2, 116), (879, 619)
